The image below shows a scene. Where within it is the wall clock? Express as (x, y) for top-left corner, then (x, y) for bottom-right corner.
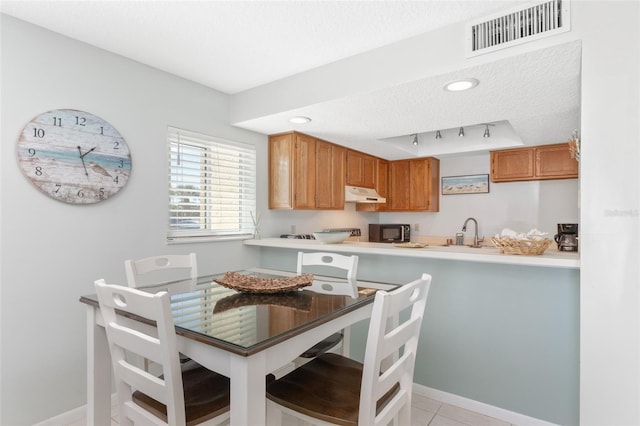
(16, 109), (132, 204)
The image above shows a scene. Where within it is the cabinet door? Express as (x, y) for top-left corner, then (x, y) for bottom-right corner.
(388, 160), (411, 210)
(268, 133), (293, 209)
(491, 148), (534, 182)
(292, 133), (316, 209)
(410, 158), (439, 212)
(346, 150), (376, 188)
(535, 143), (578, 179)
(357, 159), (388, 212)
(361, 154), (376, 188)
(410, 159), (429, 210)
(316, 141), (345, 209)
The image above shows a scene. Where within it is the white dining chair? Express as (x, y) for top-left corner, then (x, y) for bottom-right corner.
(94, 279), (230, 426)
(296, 251), (359, 360)
(125, 253), (198, 293)
(125, 253), (198, 370)
(266, 273), (432, 426)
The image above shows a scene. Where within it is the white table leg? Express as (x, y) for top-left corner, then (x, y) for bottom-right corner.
(87, 306), (111, 425)
(230, 352), (266, 425)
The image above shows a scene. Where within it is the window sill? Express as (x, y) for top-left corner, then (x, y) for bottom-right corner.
(167, 235), (252, 245)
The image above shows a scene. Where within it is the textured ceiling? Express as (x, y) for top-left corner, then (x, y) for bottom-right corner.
(1, 1), (581, 159)
(1, 0), (519, 94)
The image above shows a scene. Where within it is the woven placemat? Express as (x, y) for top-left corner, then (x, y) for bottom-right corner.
(213, 271), (314, 293)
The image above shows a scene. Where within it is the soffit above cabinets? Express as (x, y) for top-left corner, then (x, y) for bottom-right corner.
(231, 40), (582, 160)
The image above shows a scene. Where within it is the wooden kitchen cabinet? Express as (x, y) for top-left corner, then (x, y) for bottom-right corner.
(491, 143), (577, 182)
(268, 132), (344, 210)
(356, 159), (389, 212)
(268, 132), (315, 209)
(346, 150), (376, 188)
(490, 148), (534, 182)
(315, 141), (346, 210)
(535, 143), (579, 179)
(388, 160), (411, 210)
(388, 157), (439, 212)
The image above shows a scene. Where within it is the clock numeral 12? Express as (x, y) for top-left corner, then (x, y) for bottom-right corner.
(75, 116), (86, 126)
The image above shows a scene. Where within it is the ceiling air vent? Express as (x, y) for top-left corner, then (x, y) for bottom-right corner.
(466, 0), (571, 57)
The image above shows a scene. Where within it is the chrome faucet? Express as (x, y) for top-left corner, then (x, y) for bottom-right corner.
(462, 217), (483, 247)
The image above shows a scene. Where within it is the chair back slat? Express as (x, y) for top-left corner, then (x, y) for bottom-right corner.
(125, 253), (198, 291)
(296, 251), (359, 298)
(108, 323), (163, 362)
(95, 279), (186, 425)
(359, 273), (432, 426)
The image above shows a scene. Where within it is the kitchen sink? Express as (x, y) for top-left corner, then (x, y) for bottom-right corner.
(435, 244), (493, 249)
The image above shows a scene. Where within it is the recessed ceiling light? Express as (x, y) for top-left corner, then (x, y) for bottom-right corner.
(289, 116), (312, 124)
(444, 78), (479, 92)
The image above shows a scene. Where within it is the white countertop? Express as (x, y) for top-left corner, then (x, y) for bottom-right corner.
(244, 238), (580, 269)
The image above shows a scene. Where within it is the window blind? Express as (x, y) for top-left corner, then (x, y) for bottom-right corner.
(167, 127), (257, 241)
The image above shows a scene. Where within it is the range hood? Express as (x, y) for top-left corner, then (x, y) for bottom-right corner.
(344, 186), (386, 203)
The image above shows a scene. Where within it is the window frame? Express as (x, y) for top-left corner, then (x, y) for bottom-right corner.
(167, 126), (257, 243)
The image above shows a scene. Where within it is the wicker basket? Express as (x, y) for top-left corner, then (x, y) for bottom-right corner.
(213, 271), (313, 293)
(490, 237), (552, 255)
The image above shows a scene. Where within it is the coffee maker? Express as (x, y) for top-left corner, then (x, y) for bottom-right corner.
(554, 223), (578, 252)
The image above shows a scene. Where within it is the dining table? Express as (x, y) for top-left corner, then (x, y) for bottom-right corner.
(80, 267), (394, 425)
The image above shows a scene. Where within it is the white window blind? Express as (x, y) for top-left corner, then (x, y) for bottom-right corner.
(167, 127), (256, 241)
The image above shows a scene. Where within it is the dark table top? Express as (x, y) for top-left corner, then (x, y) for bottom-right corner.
(80, 271), (384, 356)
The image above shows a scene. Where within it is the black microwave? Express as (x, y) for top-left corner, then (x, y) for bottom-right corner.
(369, 224), (410, 243)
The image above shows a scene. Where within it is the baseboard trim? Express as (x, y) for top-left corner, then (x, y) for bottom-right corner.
(33, 393), (116, 426)
(33, 404), (87, 426)
(412, 383), (560, 426)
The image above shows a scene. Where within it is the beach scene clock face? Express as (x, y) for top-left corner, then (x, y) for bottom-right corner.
(16, 109), (132, 204)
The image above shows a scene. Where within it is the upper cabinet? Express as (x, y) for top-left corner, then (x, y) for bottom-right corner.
(269, 132), (439, 211)
(356, 158), (389, 212)
(535, 143), (579, 179)
(388, 157), (439, 212)
(316, 141), (346, 210)
(268, 132), (344, 210)
(346, 150), (376, 188)
(491, 143), (578, 182)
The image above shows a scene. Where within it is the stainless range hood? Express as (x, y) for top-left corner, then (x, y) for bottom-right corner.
(344, 186), (386, 203)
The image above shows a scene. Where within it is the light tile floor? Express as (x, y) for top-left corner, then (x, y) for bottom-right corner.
(67, 393), (518, 426)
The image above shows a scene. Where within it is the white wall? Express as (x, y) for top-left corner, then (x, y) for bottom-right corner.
(578, 2), (640, 424)
(0, 15), (265, 424)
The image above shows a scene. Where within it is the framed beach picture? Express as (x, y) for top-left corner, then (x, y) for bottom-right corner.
(442, 174), (489, 195)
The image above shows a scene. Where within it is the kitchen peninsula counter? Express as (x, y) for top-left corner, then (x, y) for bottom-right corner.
(244, 238), (579, 269)
(244, 236), (579, 424)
